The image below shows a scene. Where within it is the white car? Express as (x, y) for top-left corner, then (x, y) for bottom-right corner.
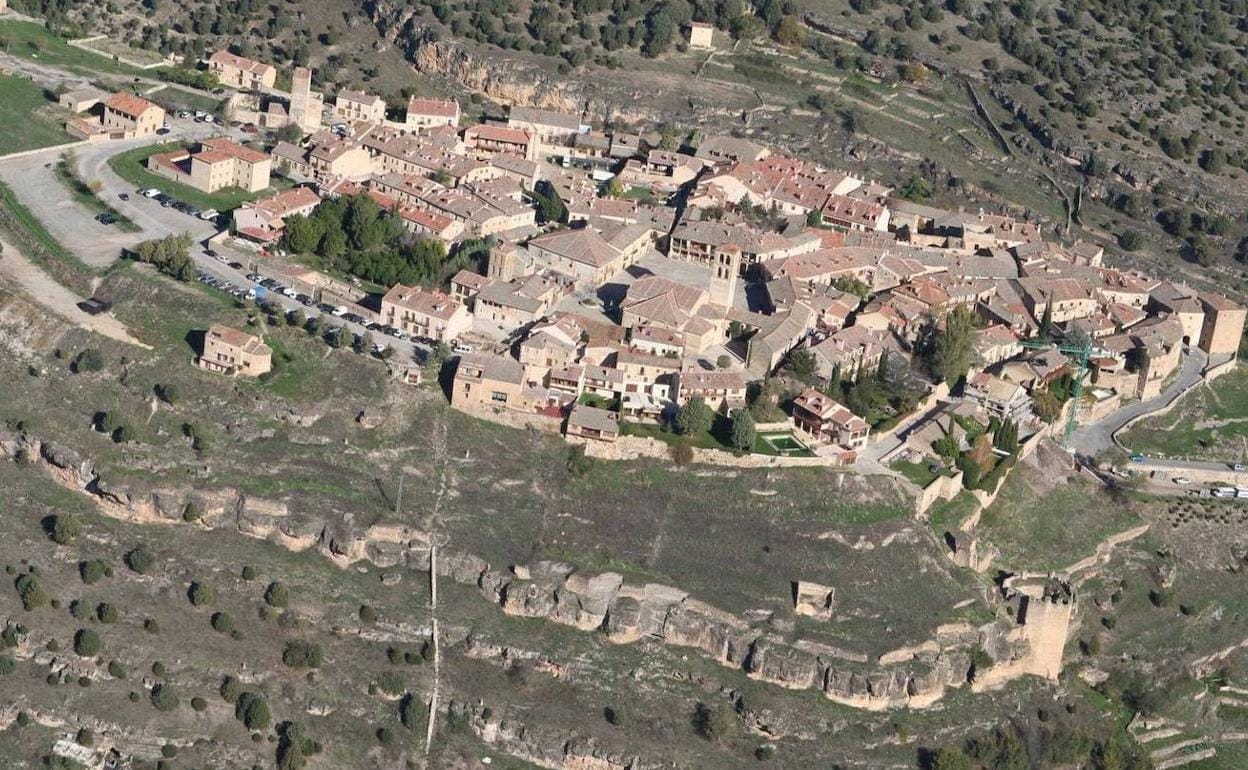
(198, 209), (219, 221)
(453, 343), (473, 354)
(281, 288), (298, 299)
(331, 306), (348, 317)
(141, 188), (161, 198)
(1174, 477), (1192, 485)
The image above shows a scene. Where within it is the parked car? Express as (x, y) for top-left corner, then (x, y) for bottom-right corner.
(281, 287), (298, 299)
(156, 127), (171, 136)
(241, 124), (259, 134)
(118, 192), (129, 201)
(331, 306), (348, 317)
(229, 262), (244, 270)
(1234, 464), (1246, 472)
(95, 213), (117, 226)
(1129, 453), (1145, 463)
(1174, 477), (1192, 485)
(295, 294), (314, 306)
(141, 188), (161, 198)
(198, 209), (219, 221)
(343, 312), (363, 324)
(204, 249), (218, 258)
(453, 343), (473, 354)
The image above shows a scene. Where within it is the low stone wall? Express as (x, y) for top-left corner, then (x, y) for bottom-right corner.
(1114, 361), (1236, 451)
(579, 434), (842, 469)
(1059, 523), (1151, 580)
(457, 405), (563, 435)
(1205, 358), (1238, 384)
(915, 471), (962, 516)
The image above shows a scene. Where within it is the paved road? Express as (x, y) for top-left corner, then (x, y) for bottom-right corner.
(1134, 456), (1243, 474)
(0, 115), (234, 266)
(1069, 346), (1207, 458)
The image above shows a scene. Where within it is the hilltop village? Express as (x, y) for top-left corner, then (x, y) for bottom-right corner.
(57, 49), (1247, 476)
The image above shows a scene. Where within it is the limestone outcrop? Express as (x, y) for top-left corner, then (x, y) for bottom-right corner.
(0, 429), (1075, 714)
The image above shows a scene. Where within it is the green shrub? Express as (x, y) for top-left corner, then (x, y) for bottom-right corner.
(263, 581), (289, 608)
(211, 612), (234, 633)
(282, 640), (323, 669)
(48, 514), (82, 545)
(240, 565), (257, 581)
(107, 660), (126, 679)
(96, 602), (119, 623)
(73, 349), (105, 373)
(191, 696), (207, 712)
(236, 691), (271, 730)
(73, 628), (101, 657)
(14, 572), (46, 610)
(78, 559), (112, 584)
(220, 675), (242, 703)
(359, 604), (377, 623)
(150, 683), (179, 711)
(124, 546), (156, 575)
(0, 655), (16, 675)
(188, 580), (215, 607)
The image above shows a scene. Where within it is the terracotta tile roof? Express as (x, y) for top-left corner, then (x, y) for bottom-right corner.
(207, 324), (269, 355)
(792, 388), (868, 431)
(208, 50), (273, 75)
(465, 124), (532, 146)
(382, 284), (465, 321)
(200, 137), (269, 164)
(105, 92), (159, 118)
(407, 97), (459, 118)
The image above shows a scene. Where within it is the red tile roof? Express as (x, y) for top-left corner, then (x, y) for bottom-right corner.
(105, 92), (159, 118)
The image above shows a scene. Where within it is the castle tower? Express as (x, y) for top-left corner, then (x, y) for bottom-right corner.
(709, 244), (740, 307)
(289, 67), (323, 132)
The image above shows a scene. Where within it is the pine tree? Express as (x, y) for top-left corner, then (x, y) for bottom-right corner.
(1038, 298), (1053, 339)
(730, 408), (756, 452)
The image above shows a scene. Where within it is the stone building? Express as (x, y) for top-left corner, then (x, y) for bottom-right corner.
(1199, 292), (1246, 359)
(197, 325), (272, 377)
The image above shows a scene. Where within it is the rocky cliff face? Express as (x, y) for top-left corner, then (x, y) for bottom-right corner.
(449, 700), (657, 770)
(1, 430), (1055, 714)
(364, 0), (659, 124)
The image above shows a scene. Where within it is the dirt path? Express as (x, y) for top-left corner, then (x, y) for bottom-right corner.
(0, 237), (149, 348)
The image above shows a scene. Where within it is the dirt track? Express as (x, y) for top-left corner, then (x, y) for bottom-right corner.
(0, 236), (149, 348)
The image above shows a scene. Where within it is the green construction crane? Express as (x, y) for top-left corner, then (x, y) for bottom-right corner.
(1019, 336), (1094, 445)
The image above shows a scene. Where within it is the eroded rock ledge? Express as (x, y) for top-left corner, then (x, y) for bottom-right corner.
(1, 431), (1074, 713)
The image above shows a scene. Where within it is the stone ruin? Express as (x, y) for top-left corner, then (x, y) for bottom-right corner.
(792, 581), (835, 619)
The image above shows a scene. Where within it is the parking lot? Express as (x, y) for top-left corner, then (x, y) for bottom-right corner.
(0, 149), (141, 268)
(190, 255), (430, 364)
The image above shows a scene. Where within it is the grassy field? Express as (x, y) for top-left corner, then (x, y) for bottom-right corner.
(0, 19), (146, 76)
(976, 446), (1142, 571)
(1121, 366), (1248, 461)
(107, 143), (291, 212)
(0, 73), (73, 155)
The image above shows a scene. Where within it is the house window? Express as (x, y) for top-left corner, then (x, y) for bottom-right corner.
(490, 391), (508, 403)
